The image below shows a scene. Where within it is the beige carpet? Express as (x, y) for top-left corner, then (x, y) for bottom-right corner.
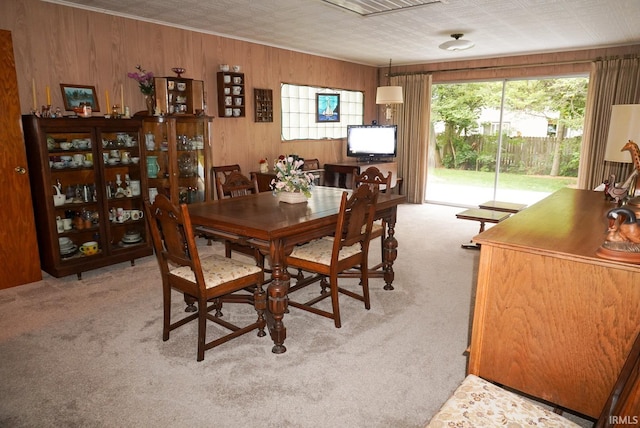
(0, 203), (591, 427)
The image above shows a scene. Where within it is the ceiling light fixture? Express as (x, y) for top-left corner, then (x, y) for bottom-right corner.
(376, 59), (403, 120)
(439, 33), (475, 51)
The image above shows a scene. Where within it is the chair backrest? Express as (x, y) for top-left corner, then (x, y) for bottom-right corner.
(216, 171), (259, 199)
(302, 158), (323, 186)
(332, 184), (379, 260)
(352, 166), (392, 193)
(595, 329), (640, 427)
(302, 158), (320, 170)
(211, 164), (241, 199)
(144, 194), (207, 294)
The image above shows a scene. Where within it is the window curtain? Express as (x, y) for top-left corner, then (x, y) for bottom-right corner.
(578, 57), (640, 190)
(390, 73), (430, 203)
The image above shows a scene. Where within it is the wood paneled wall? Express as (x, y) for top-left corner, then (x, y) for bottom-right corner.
(0, 0), (378, 174)
(3, 0), (639, 175)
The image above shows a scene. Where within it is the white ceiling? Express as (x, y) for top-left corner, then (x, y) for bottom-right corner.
(47, 0), (640, 67)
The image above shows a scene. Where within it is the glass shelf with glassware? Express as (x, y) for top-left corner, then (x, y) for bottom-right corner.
(142, 115), (212, 204)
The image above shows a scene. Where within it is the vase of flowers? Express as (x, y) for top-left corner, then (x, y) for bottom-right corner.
(127, 65), (155, 115)
(271, 156), (315, 203)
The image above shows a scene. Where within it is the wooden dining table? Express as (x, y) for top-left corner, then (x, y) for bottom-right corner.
(188, 186), (406, 353)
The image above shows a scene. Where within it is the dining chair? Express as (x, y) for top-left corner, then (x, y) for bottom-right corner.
(425, 328), (640, 427)
(285, 184), (379, 328)
(214, 170), (265, 262)
(215, 170), (259, 199)
(211, 164), (242, 199)
(349, 166), (392, 273)
(302, 158), (324, 186)
(144, 194), (267, 361)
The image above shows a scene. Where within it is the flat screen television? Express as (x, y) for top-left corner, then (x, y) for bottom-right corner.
(347, 125), (397, 161)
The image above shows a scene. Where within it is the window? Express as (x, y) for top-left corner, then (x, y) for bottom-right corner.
(427, 76), (588, 207)
(281, 83), (364, 141)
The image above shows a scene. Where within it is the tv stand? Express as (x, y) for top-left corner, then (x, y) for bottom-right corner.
(356, 156), (393, 163)
(324, 160), (398, 191)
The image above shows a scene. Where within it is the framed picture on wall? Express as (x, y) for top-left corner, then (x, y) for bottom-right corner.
(60, 84), (100, 111)
(316, 93), (340, 122)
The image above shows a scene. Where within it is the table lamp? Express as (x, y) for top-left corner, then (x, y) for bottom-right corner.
(604, 104), (640, 203)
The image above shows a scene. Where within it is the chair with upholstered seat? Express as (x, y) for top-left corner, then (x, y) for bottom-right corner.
(144, 194), (266, 361)
(349, 166), (392, 273)
(302, 158), (324, 186)
(213, 171), (266, 269)
(425, 328), (640, 427)
(285, 184), (379, 328)
(199, 165), (265, 268)
(197, 164), (244, 245)
(215, 170), (259, 199)
(211, 164), (242, 199)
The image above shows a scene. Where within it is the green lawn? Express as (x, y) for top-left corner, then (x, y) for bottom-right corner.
(430, 167), (577, 193)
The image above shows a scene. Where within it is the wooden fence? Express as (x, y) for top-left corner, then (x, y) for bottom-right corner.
(475, 136), (580, 175)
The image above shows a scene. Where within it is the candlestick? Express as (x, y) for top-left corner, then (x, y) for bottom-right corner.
(105, 90), (110, 114)
(46, 86), (51, 105)
(32, 79), (37, 111)
(120, 84), (124, 115)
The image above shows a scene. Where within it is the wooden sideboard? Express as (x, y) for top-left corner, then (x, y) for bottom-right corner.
(469, 188), (640, 419)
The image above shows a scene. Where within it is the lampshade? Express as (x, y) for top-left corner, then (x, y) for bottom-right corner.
(376, 86), (403, 105)
(604, 104), (640, 163)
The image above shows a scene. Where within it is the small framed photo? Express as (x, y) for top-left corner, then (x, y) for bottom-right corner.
(60, 84), (100, 111)
(316, 93), (340, 122)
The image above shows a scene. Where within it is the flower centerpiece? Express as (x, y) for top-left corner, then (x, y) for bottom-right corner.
(271, 156), (315, 203)
(127, 65), (155, 115)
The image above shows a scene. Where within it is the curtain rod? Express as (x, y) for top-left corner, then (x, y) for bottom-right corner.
(387, 54), (639, 77)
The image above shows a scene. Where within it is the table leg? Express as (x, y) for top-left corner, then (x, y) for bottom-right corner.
(382, 209), (398, 290)
(267, 239), (289, 354)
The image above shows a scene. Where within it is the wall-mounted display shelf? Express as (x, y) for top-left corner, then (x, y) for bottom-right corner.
(254, 88), (273, 122)
(154, 77), (205, 116)
(217, 72), (245, 118)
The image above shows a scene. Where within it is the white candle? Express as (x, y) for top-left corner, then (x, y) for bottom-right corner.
(120, 84), (124, 115)
(32, 79), (37, 110)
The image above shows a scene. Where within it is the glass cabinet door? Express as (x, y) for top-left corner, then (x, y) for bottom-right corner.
(47, 130), (100, 262)
(98, 128), (148, 253)
(175, 117), (210, 204)
(142, 116), (212, 204)
(142, 116), (173, 202)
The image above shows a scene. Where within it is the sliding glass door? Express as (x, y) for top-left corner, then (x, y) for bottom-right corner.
(426, 76), (588, 207)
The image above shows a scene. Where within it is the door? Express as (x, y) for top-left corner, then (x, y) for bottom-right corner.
(426, 77), (586, 207)
(0, 30), (42, 287)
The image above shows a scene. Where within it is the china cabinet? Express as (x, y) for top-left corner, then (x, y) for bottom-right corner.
(154, 77), (204, 116)
(216, 71), (245, 118)
(142, 115), (213, 204)
(254, 88), (273, 122)
(22, 116), (152, 279)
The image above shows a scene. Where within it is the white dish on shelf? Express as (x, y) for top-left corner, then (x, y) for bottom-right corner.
(60, 244), (78, 255)
(119, 239), (142, 247)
